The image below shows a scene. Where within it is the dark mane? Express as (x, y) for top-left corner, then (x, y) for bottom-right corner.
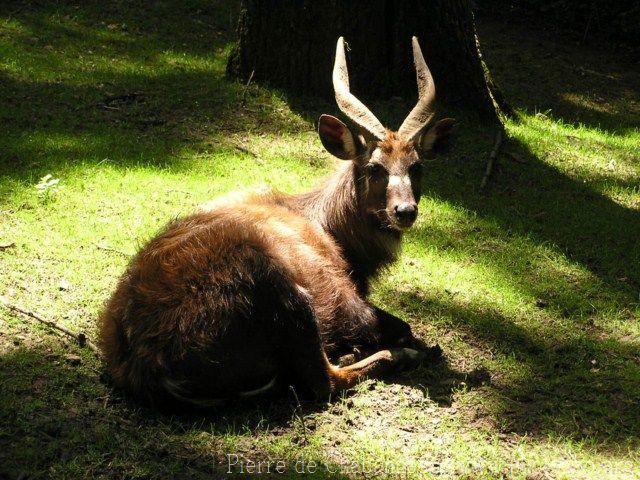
(281, 162), (401, 294)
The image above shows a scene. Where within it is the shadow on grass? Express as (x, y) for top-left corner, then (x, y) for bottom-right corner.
(424, 127), (639, 295)
(0, 346), (333, 478)
(0, 342), (477, 479)
(0, 0), (314, 178)
(0, 69), (305, 176)
(396, 290), (640, 445)
(478, 19), (640, 134)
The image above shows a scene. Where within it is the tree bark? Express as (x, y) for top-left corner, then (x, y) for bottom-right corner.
(227, 0), (504, 123)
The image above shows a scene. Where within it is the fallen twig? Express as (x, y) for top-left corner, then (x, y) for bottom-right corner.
(0, 296), (100, 355)
(98, 104), (121, 111)
(581, 5), (595, 44)
(232, 143), (258, 157)
(92, 242), (131, 257)
(289, 386), (310, 446)
(240, 69), (255, 107)
(232, 142), (264, 164)
(480, 129), (504, 190)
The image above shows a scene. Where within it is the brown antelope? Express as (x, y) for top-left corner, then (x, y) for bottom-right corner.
(99, 37), (455, 409)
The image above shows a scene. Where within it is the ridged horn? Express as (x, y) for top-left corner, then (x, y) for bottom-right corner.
(332, 37), (387, 141)
(398, 36), (436, 141)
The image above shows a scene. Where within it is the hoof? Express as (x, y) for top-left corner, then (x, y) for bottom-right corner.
(411, 339), (443, 362)
(389, 347), (427, 370)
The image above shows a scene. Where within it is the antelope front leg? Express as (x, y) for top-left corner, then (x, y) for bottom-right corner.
(334, 305), (440, 367)
(350, 306), (442, 366)
(372, 306), (414, 348)
(330, 348), (426, 390)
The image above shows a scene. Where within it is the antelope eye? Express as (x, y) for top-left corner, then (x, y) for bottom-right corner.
(367, 163), (387, 178)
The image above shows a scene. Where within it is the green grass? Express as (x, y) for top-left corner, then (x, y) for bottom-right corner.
(1, 1), (639, 479)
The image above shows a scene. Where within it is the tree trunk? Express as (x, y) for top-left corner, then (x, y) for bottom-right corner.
(227, 0), (504, 122)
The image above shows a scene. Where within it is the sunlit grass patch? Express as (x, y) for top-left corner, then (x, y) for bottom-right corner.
(509, 113), (639, 208)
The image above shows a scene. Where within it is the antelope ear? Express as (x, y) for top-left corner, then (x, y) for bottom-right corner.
(418, 118), (456, 155)
(318, 114), (361, 160)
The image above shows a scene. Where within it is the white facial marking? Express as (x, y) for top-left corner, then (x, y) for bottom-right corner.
(388, 175), (411, 187)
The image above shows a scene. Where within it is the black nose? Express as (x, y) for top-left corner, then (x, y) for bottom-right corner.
(394, 203), (418, 225)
